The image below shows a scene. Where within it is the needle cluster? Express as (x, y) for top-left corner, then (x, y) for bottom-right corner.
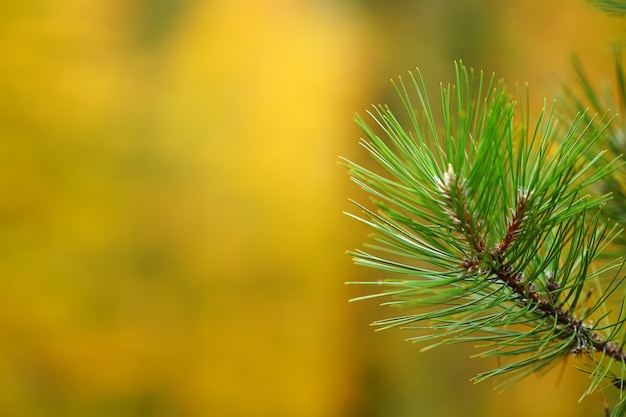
(344, 62), (626, 415)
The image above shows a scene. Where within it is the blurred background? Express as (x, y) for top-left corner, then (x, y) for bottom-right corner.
(0, 1), (624, 416)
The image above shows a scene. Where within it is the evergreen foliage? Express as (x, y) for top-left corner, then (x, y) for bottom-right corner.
(588, 0), (626, 15)
(344, 62), (626, 415)
(562, 54), (626, 241)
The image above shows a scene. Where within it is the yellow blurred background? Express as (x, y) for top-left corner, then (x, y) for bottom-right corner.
(0, 1), (624, 416)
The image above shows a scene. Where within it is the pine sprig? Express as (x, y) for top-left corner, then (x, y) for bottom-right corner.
(561, 54), (626, 241)
(344, 62), (626, 415)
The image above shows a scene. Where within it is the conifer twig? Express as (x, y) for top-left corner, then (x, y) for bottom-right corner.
(344, 62), (626, 415)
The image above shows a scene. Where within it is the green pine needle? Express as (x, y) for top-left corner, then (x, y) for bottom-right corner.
(561, 53), (626, 244)
(344, 61), (626, 415)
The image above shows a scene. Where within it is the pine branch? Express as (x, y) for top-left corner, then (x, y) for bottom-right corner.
(561, 53), (626, 243)
(344, 62), (626, 416)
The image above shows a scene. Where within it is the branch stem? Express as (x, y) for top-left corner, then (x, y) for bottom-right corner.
(489, 259), (626, 362)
